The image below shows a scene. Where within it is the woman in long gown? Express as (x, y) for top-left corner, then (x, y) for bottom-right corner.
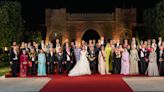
(121, 48), (130, 75)
(129, 44), (139, 74)
(38, 49), (46, 76)
(20, 49), (28, 77)
(68, 46), (91, 76)
(147, 48), (159, 76)
(105, 43), (112, 74)
(98, 45), (107, 75)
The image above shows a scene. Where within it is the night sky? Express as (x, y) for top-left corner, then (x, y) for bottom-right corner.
(15, 0), (162, 24)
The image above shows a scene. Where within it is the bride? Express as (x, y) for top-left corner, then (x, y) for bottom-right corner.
(68, 46), (91, 76)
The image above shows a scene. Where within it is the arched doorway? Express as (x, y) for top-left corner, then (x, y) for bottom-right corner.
(82, 29), (100, 43)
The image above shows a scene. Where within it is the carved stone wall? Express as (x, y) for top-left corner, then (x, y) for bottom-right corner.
(45, 8), (136, 44)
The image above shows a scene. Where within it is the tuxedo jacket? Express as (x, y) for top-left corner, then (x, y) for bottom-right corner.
(138, 49), (148, 59)
(63, 47), (74, 61)
(47, 53), (56, 63)
(9, 50), (19, 61)
(56, 53), (64, 64)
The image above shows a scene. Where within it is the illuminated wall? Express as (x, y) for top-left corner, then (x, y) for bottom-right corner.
(45, 8), (136, 44)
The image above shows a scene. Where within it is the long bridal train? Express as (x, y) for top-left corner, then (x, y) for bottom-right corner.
(68, 49), (91, 76)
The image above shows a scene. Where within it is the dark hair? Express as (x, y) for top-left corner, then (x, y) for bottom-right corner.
(100, 45), (105, 50)
(107, 39), (111, 43)
(21, 48), (27, 54)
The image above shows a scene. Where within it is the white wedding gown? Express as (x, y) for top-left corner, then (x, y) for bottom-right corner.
(68, 50), (91, 76)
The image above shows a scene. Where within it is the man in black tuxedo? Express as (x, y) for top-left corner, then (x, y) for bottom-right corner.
(47, 48), (56, 74)
(138, 44), (148, 74)
(63, 42), (74, 73)
(9, 45), (19, 77)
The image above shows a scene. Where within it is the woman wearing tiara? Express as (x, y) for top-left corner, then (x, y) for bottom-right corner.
(68, 46), (91, 76)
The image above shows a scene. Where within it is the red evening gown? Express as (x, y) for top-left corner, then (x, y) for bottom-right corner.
(20, 54), (28, 77)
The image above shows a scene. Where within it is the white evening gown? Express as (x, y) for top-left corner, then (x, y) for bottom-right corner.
(68, 50), (91, 76)
(98, 51), (106, 75)
(147, 51), (159, 76)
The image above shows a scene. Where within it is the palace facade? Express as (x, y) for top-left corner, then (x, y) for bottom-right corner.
(45, 8), (136, 44)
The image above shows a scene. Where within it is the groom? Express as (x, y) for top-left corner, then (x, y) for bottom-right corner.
(88, 46), (97, 74)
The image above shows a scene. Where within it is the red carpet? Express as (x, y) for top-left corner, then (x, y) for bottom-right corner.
(40, 74), (133, 92)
